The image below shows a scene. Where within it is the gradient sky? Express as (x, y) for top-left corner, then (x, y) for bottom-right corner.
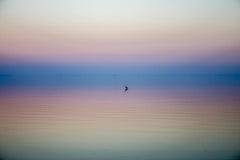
(0, 0), (240, 63)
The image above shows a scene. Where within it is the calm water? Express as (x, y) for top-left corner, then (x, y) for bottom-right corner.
(0, 85), (240, 160)
(0, 65), (240, 160)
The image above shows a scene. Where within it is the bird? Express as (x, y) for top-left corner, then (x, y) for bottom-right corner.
(124, 85), (128, 93)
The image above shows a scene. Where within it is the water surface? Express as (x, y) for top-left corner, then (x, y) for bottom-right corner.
(0, 65), (240, 160)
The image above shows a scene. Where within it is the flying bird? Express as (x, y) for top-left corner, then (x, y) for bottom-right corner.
(124, 85), (128, 93)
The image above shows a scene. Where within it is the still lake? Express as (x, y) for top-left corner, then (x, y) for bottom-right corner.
(0, 71), (240, 160)
(0, 86), (240, 160)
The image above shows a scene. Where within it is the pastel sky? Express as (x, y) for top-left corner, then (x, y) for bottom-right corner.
(0, 0), (240, 63)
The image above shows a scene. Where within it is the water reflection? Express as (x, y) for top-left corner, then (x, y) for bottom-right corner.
(0, 86), (240, 160)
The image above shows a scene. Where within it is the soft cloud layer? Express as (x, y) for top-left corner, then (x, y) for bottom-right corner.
(0, 0), (240, 63)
